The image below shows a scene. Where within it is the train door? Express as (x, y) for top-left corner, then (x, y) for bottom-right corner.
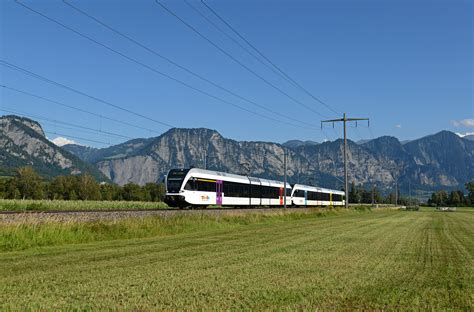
(216, 180), (223, 206)
(261, 182), (270, 206)
(279, 187), (283, 205)
(330, 193), (333, 207)
(304, 190), (308, 206)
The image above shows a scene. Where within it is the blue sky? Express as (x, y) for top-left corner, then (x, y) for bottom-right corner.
(1, 0), (472, 147)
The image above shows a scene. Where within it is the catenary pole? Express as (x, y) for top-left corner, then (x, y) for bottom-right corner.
(343, 113), (348, 208)
(284, 148), (287, 208)
(322, 113), (370, 208)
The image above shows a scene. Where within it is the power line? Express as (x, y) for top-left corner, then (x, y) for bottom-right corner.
(62, 0), (317, 129)
(1, 84), (162, 135)
(44, 131), (112, 146)
(200, 0), (342, 116)
(368, 125), (376, 140)
(155, 1), (329, 119)
(183, 0), (294, 87)
(2, 60), (174, 130)
(14, 1), (313, 131)
(320, 128), (332, 142)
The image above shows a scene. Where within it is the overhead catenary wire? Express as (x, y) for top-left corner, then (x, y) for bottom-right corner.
(1, 84), (162, 135)
(44, 131), (112, 146)
(13, 1), (315, 131)
(155, 1), (330, 119)
(200, 0), (343, 116)
(61, 0), (317, 129)
(3, 62), (174, 131)
(183, 0), (294, 87)
(352, 125), (368, 143)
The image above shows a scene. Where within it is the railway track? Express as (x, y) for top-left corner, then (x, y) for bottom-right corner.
(0, 207), (315, 224)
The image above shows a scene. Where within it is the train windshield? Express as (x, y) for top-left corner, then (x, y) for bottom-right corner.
(166, 169), (190, 193)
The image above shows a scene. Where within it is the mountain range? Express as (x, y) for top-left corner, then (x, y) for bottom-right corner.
(1, 115), (473, 195)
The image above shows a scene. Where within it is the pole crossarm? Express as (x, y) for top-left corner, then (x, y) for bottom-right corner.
(321, 118), (344, 123)
(321, 113), (370, 208)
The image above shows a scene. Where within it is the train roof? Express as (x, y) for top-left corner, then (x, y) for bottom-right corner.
(293, 183), (345, 195)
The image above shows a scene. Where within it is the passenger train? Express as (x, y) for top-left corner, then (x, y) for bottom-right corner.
(164, 168), (345, 208)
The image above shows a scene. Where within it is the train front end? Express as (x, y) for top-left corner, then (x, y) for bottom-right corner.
(164, 169), (190, 207)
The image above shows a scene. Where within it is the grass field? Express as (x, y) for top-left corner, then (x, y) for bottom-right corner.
(0, 208), (472, 310)
(0, 199), (168, 211)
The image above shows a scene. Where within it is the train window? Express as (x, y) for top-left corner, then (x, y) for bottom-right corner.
(184, 179), (196, 191)
(261, 186), (280, 198)
(223, 181), (249, 197)
(250, 184), (262, 198)
(196, 180), (215, 192)
(296, 190), (304, 197)
(167, 180), (182, 193)
(321, 192), (330, 201)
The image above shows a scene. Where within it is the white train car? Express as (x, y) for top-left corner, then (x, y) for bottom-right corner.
(165, 168), (292, 208)
(291, 184), (345, 207)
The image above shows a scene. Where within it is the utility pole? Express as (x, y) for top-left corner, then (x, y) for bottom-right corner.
(283, 148), (287, 209)
(409, 180), (412, 206)
(322, 113), (369, 208)
(395, 180), (398, 206)
(372, 183), (375, 207)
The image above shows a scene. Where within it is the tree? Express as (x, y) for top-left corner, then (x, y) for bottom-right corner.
(100, 183), (122, 201)
(0, 178), (8, 199)
(428, 190), (448, 206)
(15, 167), (43, 200)
(448, 190), (462, 206)
(360, 188), (372, 204)
(5, 178), (21, 199)
(465, 181), (474, 204)
(121, 183), (144, 201)
(143, 183), (165, 202)
(349, 181), (361, 204)
(49, 176), (66, 200)
(384, 192), (396, 205)
(368, 186), (383, 204)
(77, 174), (101, 201)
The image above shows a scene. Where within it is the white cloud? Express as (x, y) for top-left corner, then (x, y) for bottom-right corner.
(50, 136), (77, 147)
(395, 124), (402, 128)
(455, 132), (474, 137)
(451, 119), (474, 128)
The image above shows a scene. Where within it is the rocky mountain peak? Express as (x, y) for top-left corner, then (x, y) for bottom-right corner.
(0, 115), (106, 179)
(0, 115), (45, 137)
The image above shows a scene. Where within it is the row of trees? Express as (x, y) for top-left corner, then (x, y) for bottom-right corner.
(427, 182), (474, 207)
(348, 181), (420, 206)
(0, 167), (166, 202)
(349, 181), (474, 207)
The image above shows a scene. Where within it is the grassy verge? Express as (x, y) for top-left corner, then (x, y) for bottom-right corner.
(0, 208), (472, 310)
(0, 208), (353, 252)
(0, 199), (168, 212)
(0, 199), (380, 212)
